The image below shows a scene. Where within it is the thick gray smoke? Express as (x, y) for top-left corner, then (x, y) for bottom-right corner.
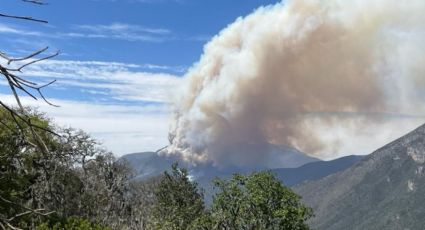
(163, 0), (425, 167)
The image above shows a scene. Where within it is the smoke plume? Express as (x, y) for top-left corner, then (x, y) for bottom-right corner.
(163, 0), (425, 167)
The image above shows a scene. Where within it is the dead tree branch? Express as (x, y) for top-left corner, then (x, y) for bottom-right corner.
(0, 195), (54, 230)
(0, 48), (60, 107)
(0, 0), (49, 23)
(0, 13), (48, 23)
(22, 0), (48, 5)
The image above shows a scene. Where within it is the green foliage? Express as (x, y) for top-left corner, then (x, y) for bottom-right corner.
(150, 165), (312, 230)
(209, 171), (313, 230)
(151, 163), (205, 230)
(36, 217), (110, 230)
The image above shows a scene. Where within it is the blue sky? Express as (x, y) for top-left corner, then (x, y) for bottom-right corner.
(0, 0), (279, 155)
(1, 0), (279, 66)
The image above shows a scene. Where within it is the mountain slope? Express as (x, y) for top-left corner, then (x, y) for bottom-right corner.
(295, 123), (425, 230)
(195, 155), (362, 205)
(273, 155), (363, 186)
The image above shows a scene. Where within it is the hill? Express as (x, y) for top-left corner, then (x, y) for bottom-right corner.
(295, 123), (425, 230)
(274, 155), (363, 186)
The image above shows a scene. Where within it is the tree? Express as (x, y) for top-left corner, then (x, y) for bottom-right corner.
(150, 163), (205, 230)
(209, 171), (313, 230)
(74, 153), (134, 229)
(0, 108), (144, 229)
(124, 175), (163, 229)
(147, 165), (313, 230)
(0, 108), (54, 229)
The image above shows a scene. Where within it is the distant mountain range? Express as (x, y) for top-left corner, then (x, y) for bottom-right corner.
(121, 144), (363, 198)
(295, 123), (425, 230)
(121, 144), (332, 181)
(273, 155), (363, 186)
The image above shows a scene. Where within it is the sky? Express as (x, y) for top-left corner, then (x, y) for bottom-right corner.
(0, 0), (280, 155)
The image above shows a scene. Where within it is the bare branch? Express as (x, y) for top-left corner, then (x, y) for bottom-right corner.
(22, 0), (48, 5)
(8, 209), (54, 222)
(0, 47), (60, 109)
(6, 50), (60, 72)
(0, 195), (54, 229)
(0, 47), (49, 64)
(0, 0), (48, 23)
(0, 13), (48, 23)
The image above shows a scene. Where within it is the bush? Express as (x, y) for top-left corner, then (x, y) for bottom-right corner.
(209, 171), (313, 230)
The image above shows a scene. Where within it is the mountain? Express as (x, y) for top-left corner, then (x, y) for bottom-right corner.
(121, 144), (321, 180)
(294, 123), (425, 230)
(273, 155), (363, 186)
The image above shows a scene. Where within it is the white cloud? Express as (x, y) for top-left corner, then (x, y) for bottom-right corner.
(0, 23), (172, 42)
(0, 23), (206, 43)
(76, 23), (170, 35)
(0, 24), (43, 36)
(7, 59), (184, 103)
(0, 94), (171, 156)
(69, 22), (172, 42)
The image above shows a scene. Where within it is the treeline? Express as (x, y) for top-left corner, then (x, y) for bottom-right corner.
(0, 109), (312, 230)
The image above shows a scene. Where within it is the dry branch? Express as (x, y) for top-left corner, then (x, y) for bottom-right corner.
(0, 13), (48, 23)
(0, 195), (54, 230)
(22, 0), (48, 5)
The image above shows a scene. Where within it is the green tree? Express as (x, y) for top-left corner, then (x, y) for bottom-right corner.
(151, 163), (205, 230)
(209, 171), (313, 230)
